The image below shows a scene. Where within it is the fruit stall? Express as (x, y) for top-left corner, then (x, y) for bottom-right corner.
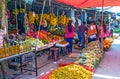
(0, 0), (115, 79)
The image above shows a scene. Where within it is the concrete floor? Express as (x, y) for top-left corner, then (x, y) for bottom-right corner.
(14, 36), (120, 79)
(92, 36), (120, 79)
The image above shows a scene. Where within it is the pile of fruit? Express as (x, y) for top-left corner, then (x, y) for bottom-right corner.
(74, 44), (79, 49)
(75, 41), (104, 68)
(50, 28), (65, 36)
(49, 64), (92, 79)
(25, 36), (48, 48)
(59, 41), (67, 44)
(103, 37), (113, 50)
(27, 30), (61, 42)
(19, 42), (32, 52)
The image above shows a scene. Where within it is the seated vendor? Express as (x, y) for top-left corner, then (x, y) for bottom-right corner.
(39, 19), (48, 31)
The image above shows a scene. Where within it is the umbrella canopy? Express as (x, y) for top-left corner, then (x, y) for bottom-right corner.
(97, 7), (120, 13)
(56, 0), (120, 8)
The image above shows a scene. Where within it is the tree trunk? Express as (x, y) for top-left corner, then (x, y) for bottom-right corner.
(1, 0), (8, 40)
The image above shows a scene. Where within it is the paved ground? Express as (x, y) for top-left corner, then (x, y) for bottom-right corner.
(12, 36), (120, 79)
(92, 36), (120, 79)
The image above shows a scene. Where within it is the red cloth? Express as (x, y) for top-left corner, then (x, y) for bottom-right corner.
(56, 0), (120, 8)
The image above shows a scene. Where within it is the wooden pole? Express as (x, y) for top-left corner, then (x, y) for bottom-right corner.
(15, 0), (19, 34)
(101, 0), (104, 51)
(1, 0), (8, 38)
(0, 0), (9, 77)
(95, 10), (97, 21)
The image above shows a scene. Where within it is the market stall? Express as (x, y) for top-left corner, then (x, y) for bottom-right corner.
(0, 0), (71, 78)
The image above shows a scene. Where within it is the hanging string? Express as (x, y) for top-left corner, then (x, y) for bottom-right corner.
(35, 0), (46, 50)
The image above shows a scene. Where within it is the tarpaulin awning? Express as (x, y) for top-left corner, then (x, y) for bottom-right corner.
(56, 0), (120, 8)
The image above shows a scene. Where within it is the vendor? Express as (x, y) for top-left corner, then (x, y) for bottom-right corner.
(88, 21), (98, 43)
(98, 21), (110, 42)
(38, 19), (48, 31)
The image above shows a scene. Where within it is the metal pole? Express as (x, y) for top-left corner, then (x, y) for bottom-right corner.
(34, 0), (46, 76)
(35, 0), (46, 49)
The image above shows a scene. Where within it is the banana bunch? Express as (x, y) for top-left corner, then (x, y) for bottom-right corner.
(49, 64), (92, 79)
(59, 15), (70, 25)
(50, 13), (58, 27)
(12, 9), (19, 15)
(35, 14), (39, 20)
(59, 14), (67, 25)
(20, 8), (25, 13)
(13, 8), (25, 15)
(28, 11), (35, 24)
(42, 13), (50, 21)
